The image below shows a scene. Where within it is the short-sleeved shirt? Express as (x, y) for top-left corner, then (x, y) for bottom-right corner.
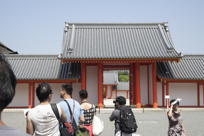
(27, 104), (62, 136)
(167, 111), (184, 136)
(0, 126), (30, 136)
(58, 98), (83, 125)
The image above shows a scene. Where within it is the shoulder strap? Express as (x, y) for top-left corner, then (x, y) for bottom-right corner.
(64, 100), (73, 119)
(92, 104), (97, 115)
(64, 100), (78, 128)
(51, 103), (60, 121)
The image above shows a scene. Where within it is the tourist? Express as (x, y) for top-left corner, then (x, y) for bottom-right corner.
(79, 90), (96, 136)
(0, 55), (30, 135)
(58, 84), (84, 125)
(167, 99), (185, 136)
(26, 82), (67, 136)
(110, 96), (138, 136)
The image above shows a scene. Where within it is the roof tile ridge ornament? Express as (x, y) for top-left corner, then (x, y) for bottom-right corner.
(67, 24), (75, 54)
(60, 22), (70, 59)
(164, 23), (182, 59)
(58, 54), (62, 59)
(64, 22), (69, 32)
(158, 24), (174, 52)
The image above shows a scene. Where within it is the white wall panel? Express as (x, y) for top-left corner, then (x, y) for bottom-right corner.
(9, 83), (29, 107)
(140, 65), (148, 105)
(117, 82), (129, 90)
(169, 83), (197, 106)
(87, 66), (98, 105)
(72, 83), (81, 102)
(103, 71), (118, 84)
(200, 85), (203, 106)
(49, 83), (63, 104)
(157, 82), (162, 106)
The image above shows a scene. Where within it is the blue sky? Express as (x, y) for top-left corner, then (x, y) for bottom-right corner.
(0, 0), (203, 55)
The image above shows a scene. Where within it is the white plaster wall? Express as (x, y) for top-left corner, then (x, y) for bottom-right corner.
(49, 83), (63, 104)
(117, 82), (129, 90)
(9, 83), (29, 107)
(103, 71), (118, 84)
(72, 83), (81, 102)
(140, 65), (148, 105)
(169, 83), (197, 106)
(200, 85), (203, 106)
(87, 66), (98, 105)
(157, 82), (162, 106)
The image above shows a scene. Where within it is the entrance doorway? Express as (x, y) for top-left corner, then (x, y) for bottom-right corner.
(103, 70), (130, 107)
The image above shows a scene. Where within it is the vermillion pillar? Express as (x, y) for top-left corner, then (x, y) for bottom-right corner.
(135, 63), (141, 108)
(152, 63), (158, 108)
(129, 64), (134, 105)
(97, 64), (103, 108)
(132, 64), (136, 104)
(28, 82), (35, 108)
(166, 82), (169, 107)
(162, 81), (165, 107)
(81, 63), (87, 90)
(32, 82), (35, 107)
(197, 83), (200, 107)
(203, 83), (204, 105)
(147, 65), (150, 105)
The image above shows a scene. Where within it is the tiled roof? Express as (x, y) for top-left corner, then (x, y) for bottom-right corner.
(5, 55), (80, 80)
(0, 42), (18, 54)
(157, 55), (204, 80)
(61, 22), (180, 59)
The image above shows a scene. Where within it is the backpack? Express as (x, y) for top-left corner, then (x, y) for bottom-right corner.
(119, 106), (138, 134)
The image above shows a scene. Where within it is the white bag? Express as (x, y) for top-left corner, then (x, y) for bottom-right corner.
(115, 131), (121, 136)
(93, 115), (104, 136)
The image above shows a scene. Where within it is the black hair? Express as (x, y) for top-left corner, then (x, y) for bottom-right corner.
(114, 96), (126, 105)
(0, 55), (16, 111)
(36, 82), (52, 102)
(79, 90), (88, 99)
(170, 99), (180, 106)
(62, 84), (72, 96)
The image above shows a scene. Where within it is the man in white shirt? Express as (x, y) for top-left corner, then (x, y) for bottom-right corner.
(26, 83), (66, 136)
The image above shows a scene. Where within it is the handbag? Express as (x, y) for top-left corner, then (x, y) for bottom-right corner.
(75, 125), (90, 136)
(64, 100), (89, 136)
(92, 115), (104, 136)
(51, 103), (73, 136)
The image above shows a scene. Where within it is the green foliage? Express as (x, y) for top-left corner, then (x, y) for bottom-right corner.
(118, 72), (129, 82)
